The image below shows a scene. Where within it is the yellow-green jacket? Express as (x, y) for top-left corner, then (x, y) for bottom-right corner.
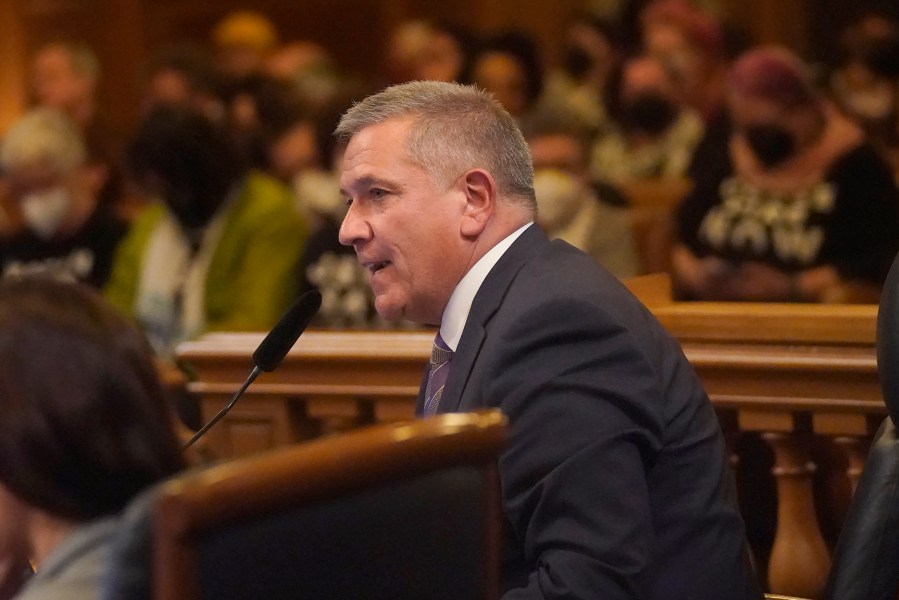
(106, 172), (307, 333)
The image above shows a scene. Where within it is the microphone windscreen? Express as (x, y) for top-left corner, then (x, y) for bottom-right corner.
(252, 290), (322, 372)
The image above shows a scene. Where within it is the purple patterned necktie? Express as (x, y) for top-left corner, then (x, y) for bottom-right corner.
(423, 332), (453, 416)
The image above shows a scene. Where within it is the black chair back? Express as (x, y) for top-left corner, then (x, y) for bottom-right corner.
(101, 410), (506, 600)
(822, 253), (899, 600)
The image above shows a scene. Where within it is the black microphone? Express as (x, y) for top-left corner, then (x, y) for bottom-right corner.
(183, 289), (322, 449)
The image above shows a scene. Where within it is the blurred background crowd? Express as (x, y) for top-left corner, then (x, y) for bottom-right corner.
(1, 0), (899, 350)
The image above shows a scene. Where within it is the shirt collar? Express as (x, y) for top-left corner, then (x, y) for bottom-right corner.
(439, 222), (532, 350)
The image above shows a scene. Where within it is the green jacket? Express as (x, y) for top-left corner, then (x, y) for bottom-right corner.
(106, 172), (307, 333)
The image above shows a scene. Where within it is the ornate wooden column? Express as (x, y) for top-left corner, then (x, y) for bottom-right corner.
(760, 430), (830, 597)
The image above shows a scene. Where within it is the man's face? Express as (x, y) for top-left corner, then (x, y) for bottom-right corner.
(339, 117), (471, 325)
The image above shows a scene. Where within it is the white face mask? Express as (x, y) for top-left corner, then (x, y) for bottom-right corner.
(533, 168), (585, 231)
(20, 186), (71, 239)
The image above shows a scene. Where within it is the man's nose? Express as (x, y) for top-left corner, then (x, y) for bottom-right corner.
(338, 204), (371, 247)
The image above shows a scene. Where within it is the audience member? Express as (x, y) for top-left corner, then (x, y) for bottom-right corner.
(139, 44), (224, 121)
(0, 109), (127, 288)
(382, 20), (434, 86)
(264, 41), (344, 114)
(105, 107), (307, 356)
(336, 81), (762, 598)
(591, 53), (704, 184)
(220, 73), (296, 171)
(538, 13), (625, 135)
(466, 32), (543, 120)
(831, 15), (899, 175)
(832, 16), (899, 129)
(674, 47), (899, 302)
(210, 10), (279, 80)
(640, 0), (728, 123)
(30, 42), (100, 134)
(267, 108), (320, 186)
(29, 41), (125, 218)
(415, 22), (474, 83)
(0, 276), (185, 599)
(523, 110), (640, 277)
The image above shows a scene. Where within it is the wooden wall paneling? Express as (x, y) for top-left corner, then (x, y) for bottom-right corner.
(142, 0), (386, 85)
(96, 0), (146, 133)
(0, 0), (27, 131)
(719, 0), (812, 55)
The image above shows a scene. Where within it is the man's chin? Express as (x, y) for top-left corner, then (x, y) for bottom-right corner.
(373, 297), (405, 322)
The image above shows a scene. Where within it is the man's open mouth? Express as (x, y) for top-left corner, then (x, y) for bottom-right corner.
(367, 261), (390, 274)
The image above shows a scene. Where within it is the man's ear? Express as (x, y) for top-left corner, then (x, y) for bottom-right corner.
(460, 169), (496, 237)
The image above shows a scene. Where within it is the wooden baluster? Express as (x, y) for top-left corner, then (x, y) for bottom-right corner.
(832, 436), (868, 496)
(762, 432), (830, 598)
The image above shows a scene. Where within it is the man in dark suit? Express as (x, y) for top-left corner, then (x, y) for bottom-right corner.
(336, 81), (762, 599)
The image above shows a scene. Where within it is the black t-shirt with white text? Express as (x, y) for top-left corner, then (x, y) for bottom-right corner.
(0, 206), (127, 288)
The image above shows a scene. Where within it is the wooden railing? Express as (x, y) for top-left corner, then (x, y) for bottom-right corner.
(176, 278), (885, 599)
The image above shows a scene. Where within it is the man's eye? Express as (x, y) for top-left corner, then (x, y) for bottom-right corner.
(344, 196), (353, 207)
(371, 188), (387, 200)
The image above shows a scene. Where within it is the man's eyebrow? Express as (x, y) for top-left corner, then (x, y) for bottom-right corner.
(340, 175), (395, 196)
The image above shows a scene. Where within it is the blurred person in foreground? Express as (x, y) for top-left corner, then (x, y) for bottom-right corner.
(105, 107), (306, 357)
(0, 276), (185, 599)
(524, 110), (640, 277)
(336, 80), (761, 599)
(674, 46), (899, 302)
(0, 109), (126, 288)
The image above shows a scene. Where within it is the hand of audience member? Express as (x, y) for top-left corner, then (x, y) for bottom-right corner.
(671, 245), (736, 300)
(723, 261), (794, 301)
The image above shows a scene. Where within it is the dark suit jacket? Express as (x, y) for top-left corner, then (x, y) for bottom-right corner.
(416, 225), (762, 600)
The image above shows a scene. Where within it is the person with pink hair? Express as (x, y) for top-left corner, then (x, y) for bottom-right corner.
(673, 46), (899, 302)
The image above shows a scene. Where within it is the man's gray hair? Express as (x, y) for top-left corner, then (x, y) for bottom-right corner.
(0, 108), (86, 174)
(335, 81), (535, 210)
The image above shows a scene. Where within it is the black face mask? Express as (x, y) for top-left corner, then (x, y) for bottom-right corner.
(620, 93), (678, 136)
(744, 124), (796, 168)
(562, 46), (594, 80)
(165, 183), (222, 232)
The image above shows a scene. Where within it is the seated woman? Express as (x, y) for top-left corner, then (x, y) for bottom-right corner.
(673, 46), (899, 302)
(0, 276), (186, 599)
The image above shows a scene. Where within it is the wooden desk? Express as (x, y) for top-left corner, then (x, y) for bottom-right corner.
(176, 290), (885, 598)
(178, 331), (430, 457)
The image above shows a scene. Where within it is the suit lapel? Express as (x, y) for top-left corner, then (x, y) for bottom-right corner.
(439, 225), (549, 412)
